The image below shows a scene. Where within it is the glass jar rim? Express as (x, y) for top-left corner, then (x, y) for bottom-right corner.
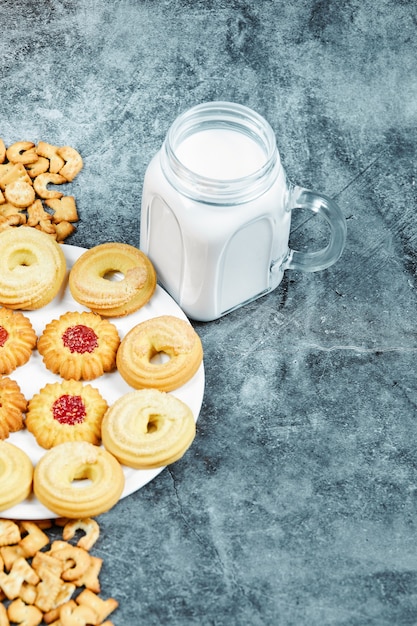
(161, 101), (280, 205)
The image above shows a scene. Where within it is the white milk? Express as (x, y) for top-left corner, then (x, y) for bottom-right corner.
(175, 128), (267, 180)
(141, 142), (290, 320)
(140, 103), (291, 321)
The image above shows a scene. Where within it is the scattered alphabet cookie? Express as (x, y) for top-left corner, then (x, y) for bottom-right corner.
(0, 139), (83, 242)
(0, 517), (118, 624)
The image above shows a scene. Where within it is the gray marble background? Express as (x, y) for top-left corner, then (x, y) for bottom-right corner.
(1, 0), (417, 624)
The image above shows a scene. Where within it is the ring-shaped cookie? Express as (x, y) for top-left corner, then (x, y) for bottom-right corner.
(116, 315), (203, 392)
(0, 441), (33, 511)
(0, 228), (66, 310)
(102, 389), (196, 469)
(68, 243), (157, 317)
(33, 441), (125, 518)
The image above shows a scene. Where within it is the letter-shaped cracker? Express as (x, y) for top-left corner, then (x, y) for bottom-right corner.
(76, 588), (118, 623)
(62, 518), (99, 551)
(0, 556), (39, 600)
(27, 199), (54, 230)
(7, 598), (43, 626)
(6, 141), (38, 165)
(58, 146), (83, 181)
(45, 196), (79, 223)
(19, 522), (50, 558)
(72, 555), (102, 593)
(59, 600), (97, 626)
(26, 156), (49, 178)
(33, 173), (66, 199)
(52, 546), (90, 582)
(0, 545), (25, 570)
(4, 180), (35, 208)
(0, 163), (32, 190)
(36, 141), (65, 174)
(0, 520), (21, 546)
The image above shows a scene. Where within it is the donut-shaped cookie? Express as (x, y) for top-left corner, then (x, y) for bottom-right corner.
(68, 243), (157, 317)
(102, 389), (195, 469)
(102, 389), (196, 469)
(37, 311), (120, 380)
(26, 380), (108, 449)
(33, 441), (125, 518)
(116, 315), (203, 392)
(0, 441), (33, 511)
(0, 228), (66, 310)
(0, 377), (27, 439)
(0, 306), (37, 374)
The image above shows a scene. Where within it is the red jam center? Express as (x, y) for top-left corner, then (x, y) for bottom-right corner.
(52, 394), (86, 425)
(62, 324), (98, 354)
(0, 326), (8, 347)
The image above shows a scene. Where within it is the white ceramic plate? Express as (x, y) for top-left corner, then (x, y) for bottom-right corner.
(3, 244), (205, 520)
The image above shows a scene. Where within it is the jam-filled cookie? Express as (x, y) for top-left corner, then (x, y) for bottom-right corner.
(37, 311), (120, 381)
(26, 380), (108, 449)
(0, 307), (37, 374)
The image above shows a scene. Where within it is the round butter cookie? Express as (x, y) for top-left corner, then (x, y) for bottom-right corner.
(0, 306), (37, 374)
(26, 380), (108, 449)
(0, 377), (27, 439)
(33, 441), (125, 518)
(0, 441), (33, 511)
(68, 242), (156, 317)
(102, 388), (196, 469)
(116, 315), (203, 392)
(37, 311), (120, 381)
(0, 227), (66, 310)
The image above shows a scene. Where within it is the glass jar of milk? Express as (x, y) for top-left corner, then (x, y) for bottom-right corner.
(141, 102), (346, 321)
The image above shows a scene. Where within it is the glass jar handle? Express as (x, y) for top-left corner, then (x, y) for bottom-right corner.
(284, 187), (347, 272)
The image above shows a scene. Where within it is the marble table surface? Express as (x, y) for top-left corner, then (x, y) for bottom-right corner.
(1, 1), (416, 624)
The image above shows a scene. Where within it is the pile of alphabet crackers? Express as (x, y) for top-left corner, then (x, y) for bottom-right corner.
(0, 517), (118, 625)
(0, 140), (82, 241)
